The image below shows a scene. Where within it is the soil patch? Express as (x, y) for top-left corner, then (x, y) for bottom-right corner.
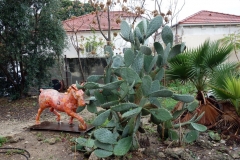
(0, 97), (240, 160)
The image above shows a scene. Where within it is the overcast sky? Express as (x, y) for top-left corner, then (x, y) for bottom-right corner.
(145, 0), (240, 22)
(79, 0), (240, 22)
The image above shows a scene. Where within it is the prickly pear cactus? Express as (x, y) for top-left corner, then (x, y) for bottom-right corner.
(75, 15), (206, 158)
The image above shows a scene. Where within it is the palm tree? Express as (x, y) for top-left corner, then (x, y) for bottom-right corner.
(167, 39), (233, 93)
(167, 39), (234, 126)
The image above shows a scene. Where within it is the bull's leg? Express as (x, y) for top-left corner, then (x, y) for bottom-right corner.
(69, 116), (74, 125)
(36, 108), (44, 124)
(50, 108), (61, 122)
(65, 109), (87, 130)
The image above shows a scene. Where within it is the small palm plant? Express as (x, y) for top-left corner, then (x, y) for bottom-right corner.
(167, 39), (234, 125)
(209, 64), (240, 116)
(208, 64), (240, 133)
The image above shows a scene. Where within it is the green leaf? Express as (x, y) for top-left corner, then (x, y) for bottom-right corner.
(149, 97), (161, 108)
(87, 100), (97, 113)
(154, 68), (164, 81)
(94, 140), (113, 151)
(146, 15), (162, 38)
(75, 137), (94, 148)
(180, 42), (186, 52)
(190, 122), (207, 132)
(76, 81), (83, 89)
(84, 82), (100, 89)
(92, 110), (111, 126)
(94, 128), (117, 144)
(141, 75), (152, 96)
(163, 43), (171, 65)
(140, 45), (152, 55)
(120, 67), (141, 84)
(187, 100), (199, 112)
(184, 130), (199, 143)
(76, 106), (85, 113)
(134, 113), (141, 132)
(94, 91), (106, 104)
(172, 94), (194, 103)
(71, 144), (83, 151)
(161, 25), (173, 47)
(111, 103), (138, 112)
(119, 81), (129, 100)
(111, 55), (124, 68)
(122, 107), (142, 118)
(168, 44), (183, 60)
(101, 100), (119, 109)
(124, 49), (135, 67)
(144, 55), (154, 72)
(134, 27), (144, 43)
(136, 19), (148, 36)
(105, 46), (114, 65)
(168, 129), (179, 141)
(102, 80), (124, 90)
(87, 75), (103, 82)
(94, 149), (113, 158)
(208, 131), (221, 141)
(104, 67), (111, 83)
(145, 55), (158, 73)
(120, 21), (134, 43)
(131, 52), (144, 74)
(154, 42), (164, 55)
(172, 108), (187, 119)
(150, 80), (160, 93)
(113, 136), (133, 156)
(150, 108), (173, 122)
(122, 117), (134, 137)
(149, 89), (173, 97)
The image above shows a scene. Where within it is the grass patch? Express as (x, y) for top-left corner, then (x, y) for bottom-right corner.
(161, 80), (196, 111)
(0, 136), (7, 147)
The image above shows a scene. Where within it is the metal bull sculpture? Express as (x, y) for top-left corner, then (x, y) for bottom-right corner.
(36, 84), (87, 130)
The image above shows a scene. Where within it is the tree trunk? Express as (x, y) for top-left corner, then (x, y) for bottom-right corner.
(77, 51), (85, 82)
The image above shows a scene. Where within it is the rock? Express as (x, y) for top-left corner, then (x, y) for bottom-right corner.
(220, 139), (226, 144)
(196, 139), (213, 149)
(181, 151), (194, 160)
(88, 152), (99, 160)
(46, 138), (57, 145)
(165, 147), (184, 159)
(230, 151), (240, 159)
(9, 138), (18, 143)
(157, 152), (166, 158)
(141, 117), (150, 125)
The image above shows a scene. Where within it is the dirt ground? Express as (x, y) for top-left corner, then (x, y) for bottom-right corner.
(0, 97), (240, 160)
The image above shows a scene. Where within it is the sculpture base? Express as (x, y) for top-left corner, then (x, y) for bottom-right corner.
(29, 121), (94, 134)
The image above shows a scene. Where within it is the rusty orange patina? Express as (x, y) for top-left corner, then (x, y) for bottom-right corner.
(36, 84), (87, 130)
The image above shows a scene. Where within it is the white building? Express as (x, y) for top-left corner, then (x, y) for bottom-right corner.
(62, 11), (144, 83)
(171, 10), (240, 62)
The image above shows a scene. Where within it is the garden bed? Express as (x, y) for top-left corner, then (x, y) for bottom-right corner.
(0, 97), (240, 160)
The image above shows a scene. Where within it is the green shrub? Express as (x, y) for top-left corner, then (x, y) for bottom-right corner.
(75, 16), (206, 158)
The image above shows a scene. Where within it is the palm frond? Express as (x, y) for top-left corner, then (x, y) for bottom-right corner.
(167, 53), (191, 82)
(203, 42), (233, 69)
(224, 77), (240, 99)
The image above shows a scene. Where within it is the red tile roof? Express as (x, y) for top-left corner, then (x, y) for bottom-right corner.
(62, 11), (136, 32)
(178, 10), (240, 25)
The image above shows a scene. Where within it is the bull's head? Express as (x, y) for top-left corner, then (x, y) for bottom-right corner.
(69, 84), (86, 107)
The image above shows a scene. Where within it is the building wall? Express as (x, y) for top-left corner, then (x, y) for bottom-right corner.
(64, 17), (144, 58)
(173, 25), (240, 62)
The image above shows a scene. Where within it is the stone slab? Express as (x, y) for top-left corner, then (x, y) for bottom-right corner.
(29, 121), (94, 134)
